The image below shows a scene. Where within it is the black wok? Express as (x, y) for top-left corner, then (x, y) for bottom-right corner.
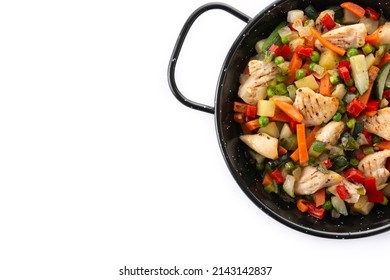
(168, 0), (390, 238)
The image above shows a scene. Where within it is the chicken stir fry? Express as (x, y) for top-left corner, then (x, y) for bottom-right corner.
(233, 2), (390, 219)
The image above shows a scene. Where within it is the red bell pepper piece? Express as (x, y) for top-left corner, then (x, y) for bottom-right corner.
(279, 44), (292, 60)
(321, 13), (336, 30)
(307, 203), (326, 219)
(288, 118), (297, 133)
(386, 158), (390, 171)
(363, 129), (373, 145)
(338, 60), (351, 69)
(323, 159), (332, 168)
(271, 168), (285, 184)
(296, 46), (313, 57)
(347, 98), (366, 118)
(365, 7), (380, 20)
(269, 44), (280, 56)
(365, 100), (380, 112)
(344, 167), (365, 184)
(338, 66), (352, 83)
(245, 104), (257, 119)
(336, 185), (350, 200)
(384, 89), (390, 103)
(348, 86), (357, 93)
(364, 177), (377, 193)
(354, 148), (366, 160)
(367, 191), (384, 203)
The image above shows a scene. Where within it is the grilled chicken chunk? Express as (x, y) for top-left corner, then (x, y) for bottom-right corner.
(315, 121), (346, 145)
(359, 108), (390, 141)
(238, 60), (279, 105)
(314, 23), (367, 51)
(295, 166), (343, 195)
(293, 87), (339, 126)
(358, 150), (390, 185)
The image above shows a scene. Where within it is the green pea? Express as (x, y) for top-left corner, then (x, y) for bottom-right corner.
(309, 62), (317, 72)
(346, 48), (359, 58)
(258, 116), (269, 127)
(274, 56), (285, 65)
(267, 86), (276, 97)
(310, 51), (320, 62)
(295, 69), (307, 80)
(281, 36), (289, 44)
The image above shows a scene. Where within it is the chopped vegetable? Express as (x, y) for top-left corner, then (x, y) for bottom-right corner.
(340, 2), (365, 18)
(373, 62), (390, 100)
(296, 123), (309, 165)
(273, 99), (303, 123)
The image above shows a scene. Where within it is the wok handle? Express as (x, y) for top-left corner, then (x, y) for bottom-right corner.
(167, 2), (251, 114)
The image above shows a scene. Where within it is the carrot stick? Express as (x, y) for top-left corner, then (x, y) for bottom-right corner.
(245, 119), (260, 131)
(309, 26), (346, 56)
(319, 73), (332, 96)
(290, 126), (321, 162)
(380, 52), (390, 67)
(278, 145), (288, 156)
(340, 2), (366, 18)
(359, 65), (380, 105)
(269, 109), (291, 122)
(365, 26), (382, 45)
(375, 141), (390, 151)
(262, 172), (273, 186)
(314, 188), (326, 207)
(297, 123), (309, 165)
(273, 100), (303, 123)
(297, 199), (309, 212)
(285, 52), (302, 85)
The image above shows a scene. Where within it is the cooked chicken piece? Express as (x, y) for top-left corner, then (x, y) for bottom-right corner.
(359, 108), (390, 141)
(293, 87), (339, 126)
(358, 150), (390, 185)
(295, 166), (343, 195)
(315, 10), (339, 33)
(315, 121), (346, 145)
(328, 179), (364, 204)
(314, 23), (367, 52)
(238, 60), (279, 105)
(240, 133), (279, 160)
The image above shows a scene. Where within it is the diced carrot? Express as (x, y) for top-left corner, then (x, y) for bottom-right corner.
(314, 188), (326, 207)
(297, 123), (309, 165)
(269, 109), (291, 122)
(262, 172), (273, 186)
(359, 65), (380, 105)
(380, 52), (390, 67)
(365, 26), (382, 45)
(297, 199), (309, 212)
(306, 126), (321, 147)
(233, 101), (247, 113)
(278, 145), (288, 156)
(290, 126), (321, 162)
(290, 149), (300, 162)
(340, 2), (366, 18)
(375, 141), (390, 151)
(245, 119), (260, 131)
(319, 73), (332, 96)
(273, 100), (304, 123)
(309, 26), (346, 56)
(285, 52), (302, 85)
(234, 112), (245, 123)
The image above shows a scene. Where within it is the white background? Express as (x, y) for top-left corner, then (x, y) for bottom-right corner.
(0, 0), (389, 279)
